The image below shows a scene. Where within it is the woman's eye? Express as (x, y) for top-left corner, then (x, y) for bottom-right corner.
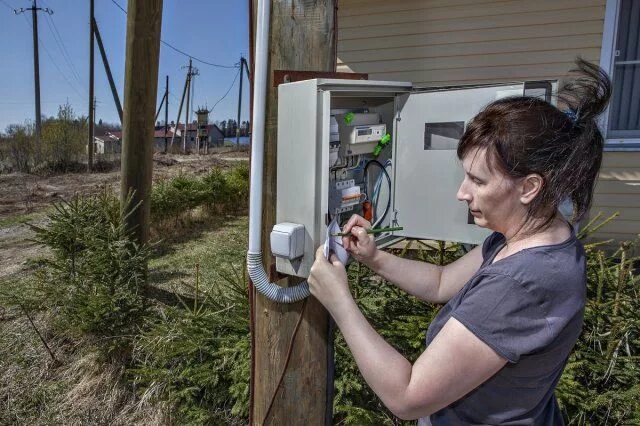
(473, 178), (484, 185)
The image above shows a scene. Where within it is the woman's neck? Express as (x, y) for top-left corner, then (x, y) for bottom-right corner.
(502, 214), (571, 251)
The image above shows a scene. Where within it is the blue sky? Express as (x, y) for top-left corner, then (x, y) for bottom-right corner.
(0, 0), (250, 132)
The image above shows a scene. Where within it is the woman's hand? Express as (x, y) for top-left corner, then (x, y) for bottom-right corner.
(308, 246), (352, 312)
(342, 214), (378, 265)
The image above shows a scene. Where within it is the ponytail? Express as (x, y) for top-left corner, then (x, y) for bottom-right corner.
(458, 58), (612, 230)
(558, 58), (612, 222)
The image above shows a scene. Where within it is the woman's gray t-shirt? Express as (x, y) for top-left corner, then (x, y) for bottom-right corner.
(422, 229), (586, 425)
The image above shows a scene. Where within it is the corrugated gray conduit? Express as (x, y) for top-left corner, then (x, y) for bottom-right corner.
(246, 0), (311, 303)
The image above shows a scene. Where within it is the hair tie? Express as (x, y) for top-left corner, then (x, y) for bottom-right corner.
(564, 108), (579, 124)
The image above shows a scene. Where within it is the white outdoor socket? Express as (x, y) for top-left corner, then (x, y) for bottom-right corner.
(270, 223), (305, 260)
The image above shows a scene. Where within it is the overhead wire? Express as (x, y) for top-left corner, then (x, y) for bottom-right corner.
(209, 67), (241, 114)
(42, 11), (86, 89)
(20, 14), (86, 100)
(110, 0), (239, 69)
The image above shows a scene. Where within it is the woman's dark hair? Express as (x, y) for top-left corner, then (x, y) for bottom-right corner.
(457, 58), (612, 231)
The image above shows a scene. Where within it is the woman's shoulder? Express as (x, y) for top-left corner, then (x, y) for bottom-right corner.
(472, 238), (586, 332)
(481, 232), (505, 260)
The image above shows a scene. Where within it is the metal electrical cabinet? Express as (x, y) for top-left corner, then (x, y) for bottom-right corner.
(275, 79), (554, 278)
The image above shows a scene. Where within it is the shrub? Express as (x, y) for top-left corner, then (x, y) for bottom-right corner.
(151, 163), (250, 225)
(40, 102), (86, 169)
(3, 122), (36, 172)
(556, 216), (640, 424)
(28, 189), (149, 357)
(130, 264), (250, 424)
(224, 162), (250, 214)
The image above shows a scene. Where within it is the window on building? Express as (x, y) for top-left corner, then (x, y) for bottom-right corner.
(608, 0), (640, 140)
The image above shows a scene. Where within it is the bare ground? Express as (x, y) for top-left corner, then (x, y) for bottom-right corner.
(0, 150), (249, 280)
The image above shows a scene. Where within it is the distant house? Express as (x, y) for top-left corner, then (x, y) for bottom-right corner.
(93, 132), (121, 155)
(153, 127), (178, 151)
(96, 124), (225, 153)
(170, 123), (225, 151)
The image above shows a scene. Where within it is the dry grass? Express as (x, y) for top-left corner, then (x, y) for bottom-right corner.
(0, 308), (169, 425)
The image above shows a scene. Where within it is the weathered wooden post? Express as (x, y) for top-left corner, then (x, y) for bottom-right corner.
(120, 0), (163, 245)
(249, 0), (337, 424)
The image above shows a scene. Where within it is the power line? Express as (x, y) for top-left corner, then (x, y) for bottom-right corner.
(40, 0), (84, 86)
(209, 67), (241, 114)
(109, 0), (126, 13)
(21, 14), (86, 100)
(109, 0), (239, 69)
(160, 40), (239, 69)
(42, 12), (85, 89)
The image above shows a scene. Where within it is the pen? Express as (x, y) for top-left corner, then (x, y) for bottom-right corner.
(331, 226), (403, 237)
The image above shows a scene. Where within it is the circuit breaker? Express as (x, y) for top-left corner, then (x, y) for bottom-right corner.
(274, 79), (555, 278)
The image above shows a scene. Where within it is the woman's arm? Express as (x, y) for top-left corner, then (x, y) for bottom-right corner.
(308, 247), (507, 419)
(367, 245), (483, 304)
(332, 298), (506, 419)
(342, 214), (483, 304)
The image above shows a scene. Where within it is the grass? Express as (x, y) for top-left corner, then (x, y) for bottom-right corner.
(149, 213), (248, 294)
(0, 211), (250, 425)
(0, 209), (50, 229)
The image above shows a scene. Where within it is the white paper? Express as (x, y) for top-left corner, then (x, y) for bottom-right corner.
(324, 217), (350, 265)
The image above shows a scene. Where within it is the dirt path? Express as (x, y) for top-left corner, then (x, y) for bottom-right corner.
(0, 151), (249, 281)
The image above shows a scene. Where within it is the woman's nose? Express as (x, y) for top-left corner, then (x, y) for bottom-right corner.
(457, 180), (472, 202)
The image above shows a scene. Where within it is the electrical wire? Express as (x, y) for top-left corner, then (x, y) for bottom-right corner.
(20, 14), (86, 100)
(110, 0), (239, 69)
(363, 159), (392, 228)
(372, 160), (392, 227)
(42, 12), (85, 89)
(208, 67), (241, 114)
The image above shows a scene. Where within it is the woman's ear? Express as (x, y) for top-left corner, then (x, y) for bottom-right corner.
(520, 173), (544, 205)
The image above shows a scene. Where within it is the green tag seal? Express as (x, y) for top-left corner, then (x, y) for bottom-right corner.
(373, 133), (391, 157)
(344, 112), (355, 125)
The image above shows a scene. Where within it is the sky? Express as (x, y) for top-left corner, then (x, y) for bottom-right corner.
(0, 0), (250, 132)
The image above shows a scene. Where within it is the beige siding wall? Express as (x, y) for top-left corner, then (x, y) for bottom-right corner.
(338, 0), (639, 245)
(589, 154), (640, 246)
(337, 0), (605, 85)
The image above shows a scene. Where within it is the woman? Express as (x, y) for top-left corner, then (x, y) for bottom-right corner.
(308, 59), (611, 425)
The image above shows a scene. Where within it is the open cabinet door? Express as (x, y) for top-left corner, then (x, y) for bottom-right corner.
(392, 84), (526, 245)
(276, 80), (330, 277)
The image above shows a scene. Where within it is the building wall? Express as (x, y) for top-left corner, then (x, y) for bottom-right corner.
(337, 0), (640, 246)
(337, 0), (605, 85)
(590, 153), (640, 246)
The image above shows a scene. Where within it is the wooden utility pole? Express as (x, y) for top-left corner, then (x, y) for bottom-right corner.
(88, 0), (95, 171)
(236, 56), (245, 150)
(183, 59), (193, 152)
(170, 69), (189, 150)
(250, 1), (337, 424)
(164, 75), (169, 153)
(14, 1), (52, 161)
(120, 0), (163, 245)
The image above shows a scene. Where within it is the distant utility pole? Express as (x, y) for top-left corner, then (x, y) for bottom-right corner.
(120, 0), (163, 246)
(236, 56), (246, 151)
(14, 0), (53, 160)
(181, 59), (199, 152)
(164, 75), (169, 153)
(93, 18), (123, 124)
(88, 0), (95, 171)
(170, 67), (189, 150)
